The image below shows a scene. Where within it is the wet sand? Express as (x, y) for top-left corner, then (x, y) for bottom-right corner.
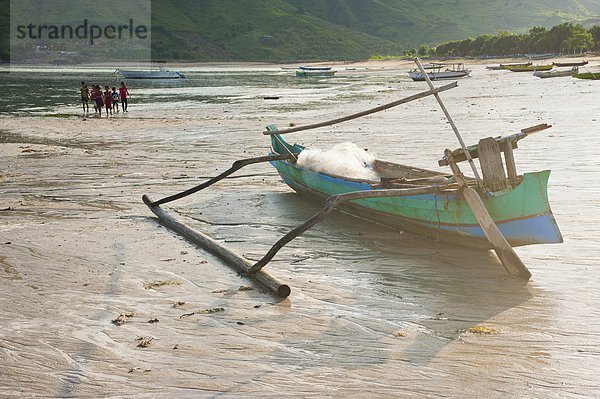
(1, 61), (600, 397)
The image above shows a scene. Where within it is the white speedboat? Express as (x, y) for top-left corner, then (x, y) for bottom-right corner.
(117, 63), (185, 79)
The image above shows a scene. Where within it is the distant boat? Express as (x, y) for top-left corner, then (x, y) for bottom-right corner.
(533, 68), (576, 78)
(553, 60), (588, 67)
(572, 69), (600, 80)
(299, 66), (332, 71)
(117, 62), (185, 79)
(486, 62), (532, 70)
(296, 69), (336, 77)
(506, 64), (553, 72)
(408, 63), (470, 81)
(527, 53), (557, 60)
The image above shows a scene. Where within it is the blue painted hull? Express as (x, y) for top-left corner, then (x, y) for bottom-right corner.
(269, 135), (563, 249)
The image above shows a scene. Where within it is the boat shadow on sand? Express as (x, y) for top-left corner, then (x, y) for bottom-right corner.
(177, 189), (533, 368)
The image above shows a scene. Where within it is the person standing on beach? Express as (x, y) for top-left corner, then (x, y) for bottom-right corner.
(80, 82), (90, 114)
(94, 85), (104, 117)
(111, 87), (120, 113)
(103, 86), (113, 117)
(91, 85), (99, 114)
(119, 82), (130, 112)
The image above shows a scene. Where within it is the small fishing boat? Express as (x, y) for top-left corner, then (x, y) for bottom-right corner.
(296, 69), (336, 77)
(527, 53), (557, 60)
(486, 62), (532, 70)
(117, 62), (185, 79)
(143, 59), (562, 285)
(553, 60), (588, 67)
(506, 64), (553, 72)
(408, 63), (470, 80)
(533, 68), (576, 78)
(299, 66), (332, 71)
(266, 127), (562, 250)
(572, 69), (600, 80)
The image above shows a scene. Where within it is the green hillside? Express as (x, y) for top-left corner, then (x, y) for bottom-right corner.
(150, 0), (600, 61)
(1, 0), (600, 62)
(150, 0), (403, 60)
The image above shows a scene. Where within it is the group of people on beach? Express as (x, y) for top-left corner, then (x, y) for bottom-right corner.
(80, 81), (130, 117)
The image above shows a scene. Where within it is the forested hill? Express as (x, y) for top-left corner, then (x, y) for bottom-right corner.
(152, 0), (600, 60)
(2, 0), (600, 61)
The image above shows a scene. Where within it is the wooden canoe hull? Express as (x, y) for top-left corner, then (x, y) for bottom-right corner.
(573, 71), (600, 80)
(533, 69), (574, 78)
(269, 135), (563, 249)
(408, 70), (469, 81)
(296, 70), (336, 77)
(506, 64), (553, 72)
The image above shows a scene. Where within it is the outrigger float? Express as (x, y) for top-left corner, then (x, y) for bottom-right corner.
(143, 59), (562, 297)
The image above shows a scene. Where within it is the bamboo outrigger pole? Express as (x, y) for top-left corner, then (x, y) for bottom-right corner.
(414, 58), (482, 183)
(143, 195), (292, 298)
(263, 82), (458, 136)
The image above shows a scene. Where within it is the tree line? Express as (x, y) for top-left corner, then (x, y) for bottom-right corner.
(399, 23), (600, 58)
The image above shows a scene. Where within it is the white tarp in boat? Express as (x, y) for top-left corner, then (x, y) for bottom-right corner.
(297, 142), (379, 181)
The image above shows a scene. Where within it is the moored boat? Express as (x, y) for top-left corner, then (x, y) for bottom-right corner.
(486, 62), (532, 70)
(572, 69), (600, 80)
(299, 66), (332, 71)
(506, 64), (553, 72)
(408, 63), (471, 81)
(554, 60), (588, 67)
(533, 68), (576, 78)
(296, 69), (336, 77)
(116, 62), (185, 79)
(143, 59), (562, 282)
(266, 127), (562, 249)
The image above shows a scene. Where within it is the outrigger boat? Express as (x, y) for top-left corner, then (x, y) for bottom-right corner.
(506, 64), (553, 72)
(486, 62), (532, 70)
(533, 67), (576, 78)
(572, 69), (600, 80)
(143, 59), (562, 297)
(296, 66), (336, 77)
(117, 61), (185, 79)
(408, 63), (470, 81)
(553, 60), (587, 67)
(266, 126), (562, 250)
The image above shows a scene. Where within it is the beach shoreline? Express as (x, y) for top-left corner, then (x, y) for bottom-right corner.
(2, 61), (600, 397)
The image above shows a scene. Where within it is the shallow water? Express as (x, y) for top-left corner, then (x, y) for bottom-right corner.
(1, 63), (600, 397)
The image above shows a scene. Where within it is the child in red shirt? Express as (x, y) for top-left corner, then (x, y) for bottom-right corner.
(119, 82), (130, 112)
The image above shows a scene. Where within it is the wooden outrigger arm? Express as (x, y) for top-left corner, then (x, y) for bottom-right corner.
(147, 154), (294, 206)
(248, 184), (450, 275)
(143, 153), (295, 298)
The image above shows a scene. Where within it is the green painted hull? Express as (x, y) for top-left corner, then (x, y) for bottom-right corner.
(507, 64), (553, 72)
(573, 72), (600, 80)
(269, 134), (563, 249)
